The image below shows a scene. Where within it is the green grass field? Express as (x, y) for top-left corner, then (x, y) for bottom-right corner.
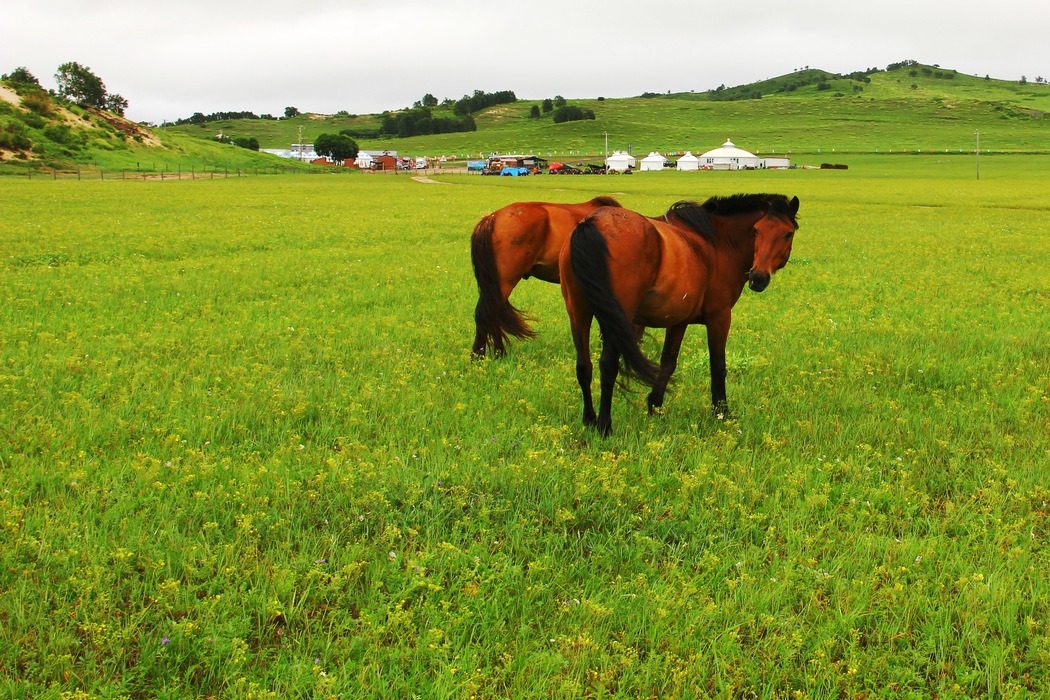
(1, 157), (1048, 698)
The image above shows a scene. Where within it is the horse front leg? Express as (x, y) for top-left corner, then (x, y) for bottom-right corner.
(596, 340), (621, 437)
(706, 312), (732, 419)
(647, 324), (688, 415)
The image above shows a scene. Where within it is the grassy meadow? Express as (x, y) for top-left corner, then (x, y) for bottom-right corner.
(1, 157), (1049, 698)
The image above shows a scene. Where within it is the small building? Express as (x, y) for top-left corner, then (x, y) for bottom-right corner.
(605, 151), (636, 172)
(371, 154), (398, 171)
(676, 151), (700, 171)
(762, 156), (791, 169)
(639, 152), (666, 171)
(354, 152), (374, 169)
(698, 138), (761, 170)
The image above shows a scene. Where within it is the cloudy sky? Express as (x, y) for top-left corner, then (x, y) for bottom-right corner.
(5, 0), (1047, 124)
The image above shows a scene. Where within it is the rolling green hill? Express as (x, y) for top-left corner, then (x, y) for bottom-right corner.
(2, 61), (1047, 174)
(0, 81), (313, 175)
(159, 62), (1048, 160)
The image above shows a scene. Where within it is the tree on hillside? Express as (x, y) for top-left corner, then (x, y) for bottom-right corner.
(55, 62), (107, 108)
(529, 104), (541, 118)
(4, 66), (40, 86)
(542, 98), (553, 113)
(233, 136), (260, 151)
(314, 133), (359, 163)
(104, 93), (128, 117)
(284, 106), (300, 118)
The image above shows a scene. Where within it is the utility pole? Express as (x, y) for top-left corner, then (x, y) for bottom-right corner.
(298, 125), (304, 161)
(604, 131), (608, 174)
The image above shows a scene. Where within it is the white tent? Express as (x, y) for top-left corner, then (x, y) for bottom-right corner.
(639, 152), (666, 171)
(676, 151), (700, 171)
(605, 151), (637, 172)
(354, 152), (374, 169)
(698, 138), (761, 170)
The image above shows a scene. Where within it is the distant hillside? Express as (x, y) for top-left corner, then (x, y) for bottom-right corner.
(159, 62), (1047, 160)
(4, 61), (1047, 173)
(0, 81), (312, 174)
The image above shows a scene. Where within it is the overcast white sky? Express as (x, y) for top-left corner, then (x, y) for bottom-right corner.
(5, 0), (1047, 124)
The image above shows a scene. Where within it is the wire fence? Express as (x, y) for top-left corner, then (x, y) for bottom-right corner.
(20, 164), (321, 181)
(16, 164), (476, 181)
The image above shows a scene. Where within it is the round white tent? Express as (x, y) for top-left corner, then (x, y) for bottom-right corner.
(698, 139), (760, 170)
(605, 151), (637, 172)
(676, 151), (700, 171)
(639, 152), (666, 171)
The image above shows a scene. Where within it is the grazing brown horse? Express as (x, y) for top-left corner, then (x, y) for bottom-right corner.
(560, 194), (800, 436)
(471, 196), (622, 357)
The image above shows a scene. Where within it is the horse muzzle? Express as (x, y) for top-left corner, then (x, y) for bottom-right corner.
(747, 270), (770, 292)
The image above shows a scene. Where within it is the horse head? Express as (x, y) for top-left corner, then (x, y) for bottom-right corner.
(748, 196), (800, 292)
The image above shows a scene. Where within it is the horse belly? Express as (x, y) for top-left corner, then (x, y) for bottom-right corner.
(636, 290), (703, 328)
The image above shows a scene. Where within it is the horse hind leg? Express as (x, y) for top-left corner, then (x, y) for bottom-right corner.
(471, 216), (536, 358)
(472, 287), (531, 359)
(569, 314), (597, 427)
(596, 341), (621, 437)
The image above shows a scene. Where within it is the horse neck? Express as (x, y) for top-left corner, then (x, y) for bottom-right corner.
(713, 213), (760, 279)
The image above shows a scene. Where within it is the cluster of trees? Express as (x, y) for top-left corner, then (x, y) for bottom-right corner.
(170, 106), (304, 127)
(910, 67), (957, 80)
(2, 63), (127, 116)
(314, 132), (359, 162)
(528, 96), (594, 123)
(214, 134), (260, 151)
(452, 90), (516, 116)
(380, 108), (476, 137)
(529, 96), (565, 117)
(174, 111), (278, 126)
(374, 90), (519, 138)
(552, 105), (595, 123)
(708, 85), (764, 101)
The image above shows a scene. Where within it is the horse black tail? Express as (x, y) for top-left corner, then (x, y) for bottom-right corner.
(570, 220), (660, 386)
(470, 214), (536, 357)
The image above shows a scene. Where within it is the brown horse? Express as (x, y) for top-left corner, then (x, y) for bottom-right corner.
(471, 196), (621, 357)
(560, 194), (800, 436)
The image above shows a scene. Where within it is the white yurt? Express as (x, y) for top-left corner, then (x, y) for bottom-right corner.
(676, 151), (700, 171)
(605, 151), (637, 172)
(639, 152), (666, 171)
(698, 139), (761, 170)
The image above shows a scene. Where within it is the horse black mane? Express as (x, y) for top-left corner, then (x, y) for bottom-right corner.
(589, 195), (622, 208)
(666, 193), (798, 245)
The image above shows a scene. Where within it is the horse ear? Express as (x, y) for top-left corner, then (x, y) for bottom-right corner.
(789, 196), (800, 214)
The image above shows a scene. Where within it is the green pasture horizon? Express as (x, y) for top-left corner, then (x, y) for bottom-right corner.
(1, 156), (1048, 697)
